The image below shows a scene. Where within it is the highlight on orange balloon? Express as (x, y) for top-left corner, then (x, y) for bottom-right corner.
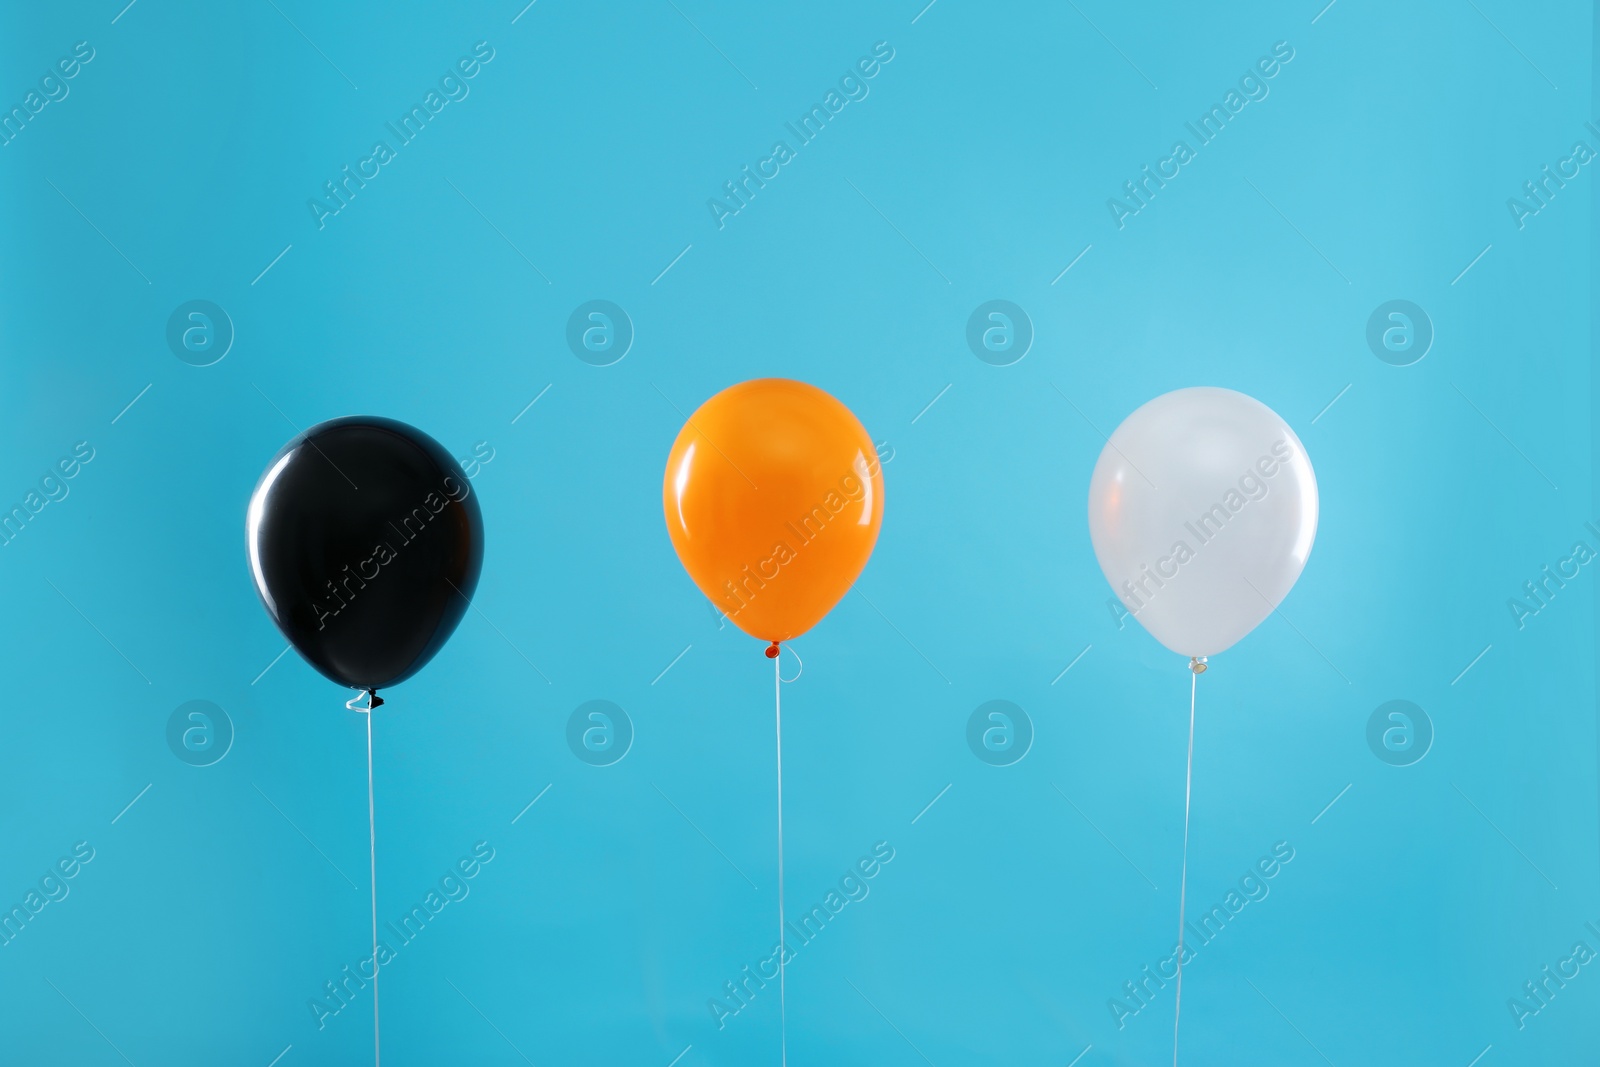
(663, 378), (884, 650)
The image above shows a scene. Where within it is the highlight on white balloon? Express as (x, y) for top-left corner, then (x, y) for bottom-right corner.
(1087, 387), (1319, 659)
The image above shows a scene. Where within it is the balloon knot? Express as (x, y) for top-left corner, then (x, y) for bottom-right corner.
(765, 642), (780, 659)
(1189, 657), (1208, 675)
(345, 688), (384, 712)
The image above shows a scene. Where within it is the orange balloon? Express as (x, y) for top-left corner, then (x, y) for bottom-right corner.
(663, 378), (884, 647)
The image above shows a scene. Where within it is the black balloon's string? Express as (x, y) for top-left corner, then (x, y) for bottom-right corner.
(344, 688), (383, 1067)
(368, 696), (380, 1067)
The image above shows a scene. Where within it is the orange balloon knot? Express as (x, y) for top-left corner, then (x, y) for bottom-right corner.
(765, 642), (780, 659)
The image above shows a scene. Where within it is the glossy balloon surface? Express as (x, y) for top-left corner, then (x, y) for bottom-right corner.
(663, 379), (883, 644)
(247, 416), (484, 691)
(1087, 387), (1317, 658)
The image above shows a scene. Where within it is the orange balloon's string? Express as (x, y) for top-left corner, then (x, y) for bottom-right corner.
(773, 651), (788, 1067)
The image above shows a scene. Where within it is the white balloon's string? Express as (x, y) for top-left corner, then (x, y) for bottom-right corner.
(1172, 666), (1198, 1067)
(365, 700), (381, 1067)
(773, 652), (788, 1067)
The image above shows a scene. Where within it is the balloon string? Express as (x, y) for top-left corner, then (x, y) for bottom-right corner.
(779, 644), (803, 683)
(774, 651), (788, 1067)
(1172, 667), (1197, 1067)
(366, 697), (381, 1067)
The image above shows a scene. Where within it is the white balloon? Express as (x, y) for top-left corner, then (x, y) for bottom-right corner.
(1087, 387), (1318, 659)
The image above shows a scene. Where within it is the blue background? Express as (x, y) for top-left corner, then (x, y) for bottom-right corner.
(1, 1), (1596, 1064)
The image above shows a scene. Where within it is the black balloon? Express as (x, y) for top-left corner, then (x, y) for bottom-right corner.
(247, 416), (484, 695)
